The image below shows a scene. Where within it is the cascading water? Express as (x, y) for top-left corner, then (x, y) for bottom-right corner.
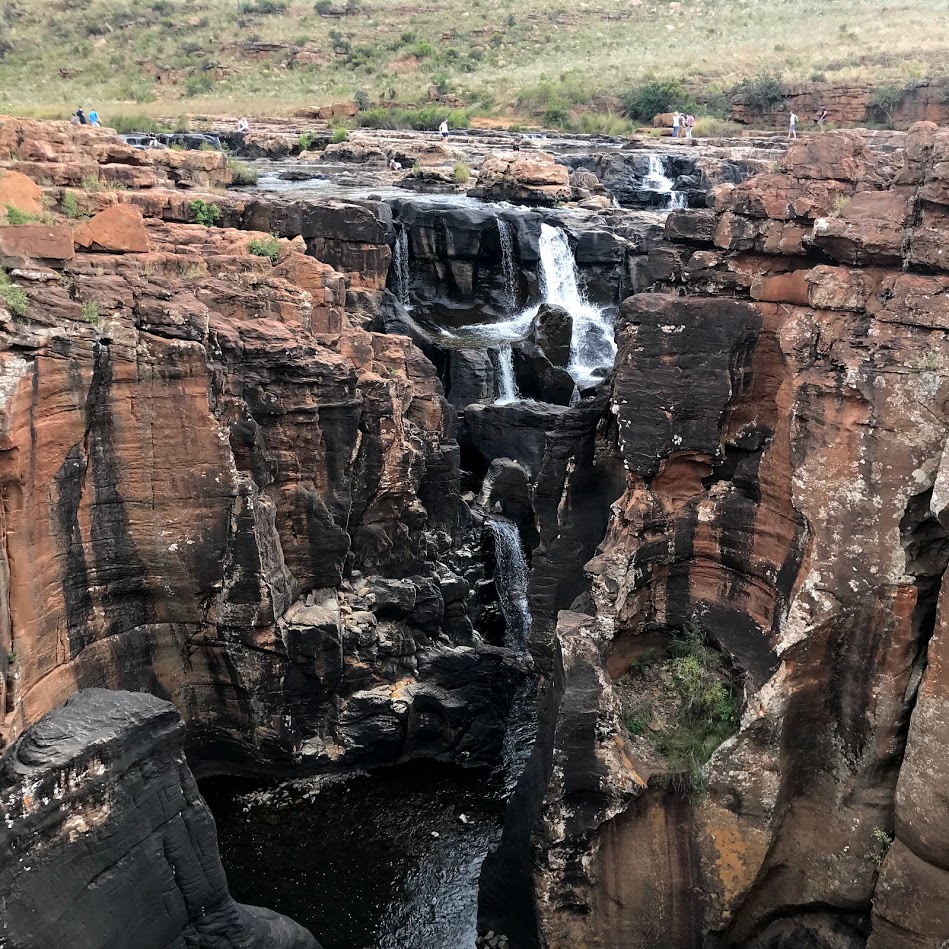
(642, 154), (687, 211)
(488, 516), (532, 651)
(538, 223), (617, 389)
(496, 217), (519, 312)
(495, 345), (519, 404)
(393, 225), (412, 308)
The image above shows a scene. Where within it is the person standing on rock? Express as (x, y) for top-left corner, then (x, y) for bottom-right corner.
(789, 111), (799, 139)
(816, 108), (828, 130)
(439, 118), (449, 140)
(88, 108), (101, 127)
(685, 113), (695, 139)
(671, 110), (681, 138)
(237, 116), (249, 134)
(75, 107), (87, 125)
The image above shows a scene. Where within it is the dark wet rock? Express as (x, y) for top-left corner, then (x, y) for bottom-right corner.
(512, 340), (576, 406)
(529, 303), (573, 367)
(0, 689), (320, 949)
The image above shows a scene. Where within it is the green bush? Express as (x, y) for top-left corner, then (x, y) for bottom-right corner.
(227, 158), (258, 186)
(238, 0), (288, 12)
(4, 205), (44, 225)
(453, 160), (470, 184)
(190, 199), (222, 227)
(183, 71), (216, 97)
(248, 235), (281, 262)
(413, 40), (434, 59)
(354, 88), (370, 110)
(81, 301), (101, 325)
(733, 71), (787, 110)
(621, 79), (693, 120)
(314, 0), (333, 12)
(330, 125), (349, 144)
(0, 273), (27, 318)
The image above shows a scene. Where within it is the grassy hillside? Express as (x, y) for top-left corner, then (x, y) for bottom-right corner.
(0, 0), (947, 125)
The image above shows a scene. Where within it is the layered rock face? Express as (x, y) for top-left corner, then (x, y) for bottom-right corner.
(0, 689), (319, 949)
(534, 127), (949, 948)
(0, 120), (524, 776)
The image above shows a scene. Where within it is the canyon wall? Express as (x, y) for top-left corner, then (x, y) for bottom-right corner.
(534, 127), (949, 948)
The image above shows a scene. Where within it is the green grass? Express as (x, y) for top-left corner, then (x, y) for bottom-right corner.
(81, 301), (101, 325)
(1, 0), (946, 123)
(227, 158), (258, 186)
(3, 205), (48, 225)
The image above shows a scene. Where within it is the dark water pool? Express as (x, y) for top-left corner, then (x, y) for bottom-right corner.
(201, 763), (506, 949)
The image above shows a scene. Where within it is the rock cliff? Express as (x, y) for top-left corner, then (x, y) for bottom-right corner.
(532, 126), (949, 949)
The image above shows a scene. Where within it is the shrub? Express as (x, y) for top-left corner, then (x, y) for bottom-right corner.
(183, 71), (216, 97)
(81, 301), (101, 325)
(4, 205), (43, 225)
(80, 174), (103, 192)
(190, 199), (222, 227)
(61, 191), (86, 219)
(248, 235), (281, 262)
(621, 79), (693, 120)
(734, 71), (787, 110)
(413, 40), (434, 59)
(298, 131), (320, 151)
(314, 0), (333, 11)
(453, 160), (470, 184)
(330, 125), (349, 144)
(542, 101), (570, 127)
(238, 0), (288, 12)
(354, 89), (370, 110)
(227, 158), (258, 186)
(868, 83), (906, 123)
(0, 273), (27, 318)
(355, 105), (470, 131)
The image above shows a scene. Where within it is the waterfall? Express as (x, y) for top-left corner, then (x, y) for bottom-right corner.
(496, 217), (518, 312)
(488, 517), (532, 651)
(538, 223), (617, 389)
(393, 225), (412, 308)
(642, 154), (687, 211)
(495, 345), (519, 404)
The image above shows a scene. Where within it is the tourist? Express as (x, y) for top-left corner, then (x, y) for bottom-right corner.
(88, 108), (101, 127)
(388, 157), (401, 172)
(671, 110), (681, 138)
(816, 108), (828, 130)
(789, 111), (798, 139)
(237, 116), (249, 134)
(75, 107), (87, 125)
(512, 135), (523, 152)
(439, 118), (449, 140)
(684, 113), (695, 139)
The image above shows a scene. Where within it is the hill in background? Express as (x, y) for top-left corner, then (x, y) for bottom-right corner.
(1, 0), (947, 130)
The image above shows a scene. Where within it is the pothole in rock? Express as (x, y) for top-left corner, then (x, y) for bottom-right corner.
(611, 624), (744, 795)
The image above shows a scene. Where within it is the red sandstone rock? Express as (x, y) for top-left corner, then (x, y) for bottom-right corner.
(0, 223), (75, 265)
(468, 151), (572, 205)
(74, 204), (150, 253)
(0, 170), (43, 216)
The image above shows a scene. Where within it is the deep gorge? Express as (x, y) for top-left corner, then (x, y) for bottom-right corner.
(0, 116), (948, 949)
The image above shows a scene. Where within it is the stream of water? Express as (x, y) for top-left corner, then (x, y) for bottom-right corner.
(488, 516), (533, 651)
(643, 155), (688, 210)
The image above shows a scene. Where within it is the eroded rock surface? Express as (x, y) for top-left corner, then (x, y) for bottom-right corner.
(0, 688), (320, 949)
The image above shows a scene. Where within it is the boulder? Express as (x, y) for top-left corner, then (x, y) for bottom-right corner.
(73, 204), (150, 253)
(469, 151), (571, 206)
(0, 170), (43, 216)
(511, 340), (576, 405)
(529, 303), (573, 368)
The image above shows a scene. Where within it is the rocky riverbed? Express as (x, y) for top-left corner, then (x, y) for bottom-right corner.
(0, 114), (947, 949)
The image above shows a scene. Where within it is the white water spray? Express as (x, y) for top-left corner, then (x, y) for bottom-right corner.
(488, 516), (532, 650)
(495, 345), (519, 404)
(642, 154), (687, 211)
(393, 226), (412, 308)
(496, 217), (519, 312)
(537, 223), (616, 389)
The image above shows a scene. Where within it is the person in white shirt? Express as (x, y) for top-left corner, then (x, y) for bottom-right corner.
(439, 119), (449, 140)
(671, 111), (681, 138)
(237, 117), (249, 134)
